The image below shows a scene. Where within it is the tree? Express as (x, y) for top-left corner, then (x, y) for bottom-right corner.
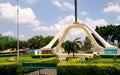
(63, 40), (72, 54)
(27, 35), (44, 49)
(0, 39), (5, 50)
(42, 36), (54, 47)
(63, 37), (82, 58)
(27, 35), (56, 49)
(83, 36), (92, 50)
(6, 40), (17, 50)
(19, 41), (28, 49)
(95, 25), (120, 47)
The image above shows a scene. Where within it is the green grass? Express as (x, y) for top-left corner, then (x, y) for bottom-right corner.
(0, 54), (38, 62)
(0, 53), (59, 63)
(19, 54), (41, 62)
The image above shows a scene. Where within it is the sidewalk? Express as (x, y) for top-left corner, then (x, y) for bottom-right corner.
(24, 69), (57, 75)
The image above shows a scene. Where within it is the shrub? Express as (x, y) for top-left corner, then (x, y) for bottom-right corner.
(57, 63), (120, 75)
(66, 57), (82, 63)
(85, 49), (93, 53)
(100, 54), (120, 58)
(0, 54), (17, 57)
(0, 62), (22, 75)
(0, 62), (38, 75)
(32, 54), (57, 58)
(23, 57), (59, 68)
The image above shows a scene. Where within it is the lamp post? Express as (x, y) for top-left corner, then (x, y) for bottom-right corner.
(17, 0), (19, 62)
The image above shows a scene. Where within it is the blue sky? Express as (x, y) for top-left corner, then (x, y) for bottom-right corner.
(0, 0), (120, 41)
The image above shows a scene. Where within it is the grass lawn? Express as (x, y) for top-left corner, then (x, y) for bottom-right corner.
(0, 53), (58, 63)
(0, 55), (41, 62)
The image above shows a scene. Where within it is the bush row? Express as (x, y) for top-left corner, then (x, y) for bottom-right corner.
(66, 57), (82, 63)
(0, 54), (17, 57)
(0, 62), (39, 75)
(0, 53), (30, 57)
(32, 54), (57, 58)
(100, 54), (120, 58)
(23, 57), (59, 68)
(57, 63), (120, 75)
(0, 62), (22, 75)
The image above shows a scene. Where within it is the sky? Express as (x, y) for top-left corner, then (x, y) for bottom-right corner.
(0, 0), (120, 41)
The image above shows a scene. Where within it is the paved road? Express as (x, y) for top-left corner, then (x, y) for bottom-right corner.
(24, 69), (57, 75)
(57, 53), (93, 61)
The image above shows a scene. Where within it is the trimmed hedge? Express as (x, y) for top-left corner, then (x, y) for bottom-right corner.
(0, 54), (17, 57)
(0, 62), (22, 75)
(23, 57), (59, 68)
(0, 53), (30, 57)
(57, 63), (120, 75)
(66, 57), (82, 63)
(100, 54), (120, 58)
(32, 54), (57, 58)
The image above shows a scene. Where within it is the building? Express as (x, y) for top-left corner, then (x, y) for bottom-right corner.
(0, 34), (16, 41)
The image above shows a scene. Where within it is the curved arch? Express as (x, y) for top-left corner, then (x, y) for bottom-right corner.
(55, 24), (102, 51)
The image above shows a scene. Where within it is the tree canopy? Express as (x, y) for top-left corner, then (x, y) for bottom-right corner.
(95, 25), (120, 47)
(63, 37), (82, 57)
(0, 35), (58, 51)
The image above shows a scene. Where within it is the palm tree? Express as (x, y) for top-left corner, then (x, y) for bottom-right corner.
(63, 37), (82, 58)
(63, 40), (72, 54)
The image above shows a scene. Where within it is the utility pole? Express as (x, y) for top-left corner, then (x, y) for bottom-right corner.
(17, 0), (19, 62)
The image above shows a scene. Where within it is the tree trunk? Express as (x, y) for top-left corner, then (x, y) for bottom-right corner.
(73, 51), (74, 58)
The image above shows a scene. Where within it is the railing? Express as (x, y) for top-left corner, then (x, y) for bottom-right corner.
(23, 62), (57, 69)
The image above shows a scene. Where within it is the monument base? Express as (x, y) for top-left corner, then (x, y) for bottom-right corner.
(41, 48), (53, 54)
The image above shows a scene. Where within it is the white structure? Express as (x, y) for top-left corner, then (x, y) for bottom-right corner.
(40, 23), (118, 54)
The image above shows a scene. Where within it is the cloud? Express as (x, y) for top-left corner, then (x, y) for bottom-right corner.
(103, 3), (120, 13)
(2, 31), (15, 37)
(80, 11), (88, 16)
(117, 16), (120, 21)
(25, 0), (37, 4)
(0, 3), (40, 27)
(33, 15), (75, 32)
(52, 1), (74, 10)
(2, 31), (26, 40)
(114, 23), (120, 26)
(84, 18), (108, 29)
(19, 34), (26, 40)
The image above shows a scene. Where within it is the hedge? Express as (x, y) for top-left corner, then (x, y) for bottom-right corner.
(32, 54), (58, 58)
(66, 57), (82, 63)
(0, 62), (22, 75)
(57, 63), (120, 75)
(0, 54), (17, 57)
(100, 54), (120, 58)
(0, 62), (39, 75)
(0, 53), (29, 57)
(23, 57), (59, 68)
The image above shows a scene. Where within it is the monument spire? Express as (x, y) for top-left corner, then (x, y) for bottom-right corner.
(73, 0), (79, 24)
